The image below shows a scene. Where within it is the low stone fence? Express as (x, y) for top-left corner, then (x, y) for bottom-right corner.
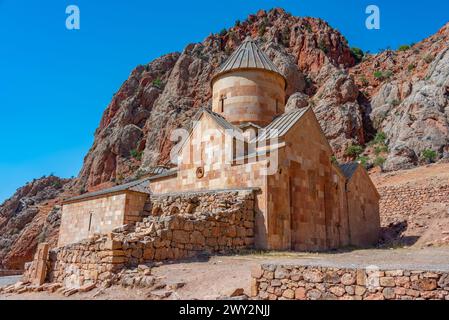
(24, 189), (256, 289)
(251, 264), (449, 300)
(379, 184), (449, 224)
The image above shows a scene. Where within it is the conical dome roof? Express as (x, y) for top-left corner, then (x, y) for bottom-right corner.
(212, 37), (286, 83)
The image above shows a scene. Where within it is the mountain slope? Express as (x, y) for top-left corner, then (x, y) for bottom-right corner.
(0, 176), (73, 269)
(77, 8), (365, 192)
(1, 8), (448, 269)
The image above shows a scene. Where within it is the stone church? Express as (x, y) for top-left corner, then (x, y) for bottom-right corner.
(59, 38), (380, 252)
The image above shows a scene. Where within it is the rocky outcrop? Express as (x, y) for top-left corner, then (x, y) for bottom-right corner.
(78, 53), (180, 190)
(77, 8), (364, 191)
(372, 48), (449, 170)
(0, 176), (72, 270)
(351, 22), (449, 170)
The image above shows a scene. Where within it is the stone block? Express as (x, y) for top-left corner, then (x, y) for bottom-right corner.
(356, 269), (366, 286)
(412, 279), (437, 291)
(251, 266), (264, 279)
(341, 273), (356, 285)
(303, 270), (324, 283)
(282, 289), (295, 299)
(379, 277), (395, 287)
(294, 287), (306, 300)
(382, 287), (395, 300)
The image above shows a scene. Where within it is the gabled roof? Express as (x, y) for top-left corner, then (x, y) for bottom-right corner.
(201, 108), (238, 131)
(176, 108), (240, 155)
(212, 37), (286, 83)
(64, 178), (151, 203)
(254, 108), (309, 143)
(339, 163), (360, 180)
(340, 162), (381, 198)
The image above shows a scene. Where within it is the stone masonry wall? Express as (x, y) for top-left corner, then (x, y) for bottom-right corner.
(31, 189), (256, 288)
(251, 264), (449, 300)
(58, 192), (150, 247)
(379, 184), (449, 225)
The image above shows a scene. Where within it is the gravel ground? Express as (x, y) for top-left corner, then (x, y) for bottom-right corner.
(254, 247), (449, 271)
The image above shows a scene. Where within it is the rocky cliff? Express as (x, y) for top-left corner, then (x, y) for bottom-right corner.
(0, 176), (73, 269)
(1, 8), (448, 269)
(351, 22), (449, 170)
(78, 8), (449, 190)
(77, 8), (366, 191)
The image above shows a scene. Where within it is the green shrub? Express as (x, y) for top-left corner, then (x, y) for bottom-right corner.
(374, 145), (389, 156)
(130, 149), (143, 161)
(330, 155), (338, 165)
(421, 149), (437, 163)
(398, 45), (410, 52)
(374, 70), (393, 81)
(374, 132), (387, 145)
(374, 156), (386, 168)
(152, 78), (163, 89)
(357, 156), (370, 168)
(408, 64), (416, 72)
(345, 144), (364, 158)
(391, 99), (401, 106)
(373, 70), (384, 80)
(351, 47), (364, 63)
(235, 20), (241, 27)
(368, 132), (387, 147)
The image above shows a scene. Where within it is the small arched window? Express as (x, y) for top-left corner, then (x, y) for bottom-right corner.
(88, 211), (93, 232)
(219, 95), (226, 113)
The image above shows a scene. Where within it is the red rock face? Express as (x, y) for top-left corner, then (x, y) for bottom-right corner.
(74, 9), (449, 189)
(0, 176), (73, 270)
(77, 8), (363, 191)
(2, 8), (449, 269)
(350, 22), (449, 170)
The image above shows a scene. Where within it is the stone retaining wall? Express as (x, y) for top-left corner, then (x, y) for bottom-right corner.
(379, 184), (449, 224)
(25, 189), (256, 288)
(251, 264), (449, 300)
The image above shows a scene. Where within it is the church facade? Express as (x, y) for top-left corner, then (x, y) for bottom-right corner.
(59, 38), (380, 251)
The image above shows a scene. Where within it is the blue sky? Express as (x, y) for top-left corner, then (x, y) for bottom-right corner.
(1, 0), (448, 203)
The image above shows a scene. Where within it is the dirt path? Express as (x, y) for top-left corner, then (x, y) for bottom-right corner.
(371, 162), (449, 188)
(2, 247), (448, 300)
